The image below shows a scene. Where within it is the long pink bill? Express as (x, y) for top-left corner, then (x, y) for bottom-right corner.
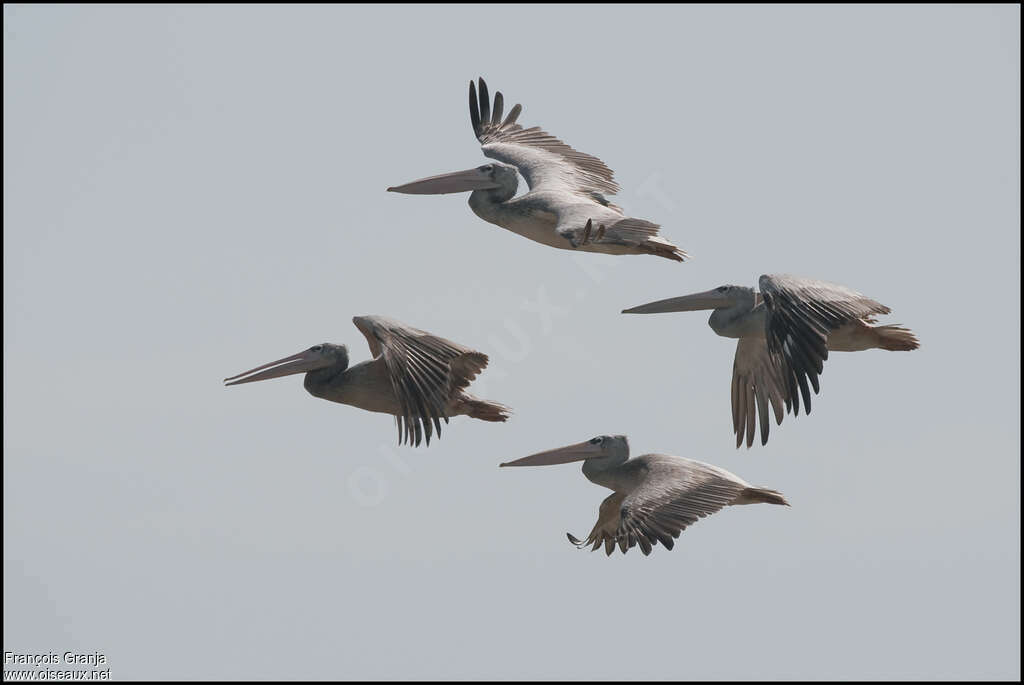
(223, 348), (327, 387)
(622, 289), (735, 314)
(387, 167), (500, 195)
(499, 440), (605, 468)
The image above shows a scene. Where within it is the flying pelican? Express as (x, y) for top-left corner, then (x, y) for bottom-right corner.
(387, 77), (688, 262)
(224, 315), (511, 446)
(623, 274), (920, 448)
(500, 435), (788, 556)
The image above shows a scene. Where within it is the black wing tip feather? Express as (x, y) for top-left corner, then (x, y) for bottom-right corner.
(396, 413), (447, 448)
(469, 80), (480, 132)
(477, 79), (490, 128)
(470, 77), (491, 137)
(469, 77), (521, 140)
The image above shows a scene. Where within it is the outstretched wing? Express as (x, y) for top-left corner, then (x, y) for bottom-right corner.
(352, 316), (489, 447)
(567, 492), (627, 556)
(732, 337), (790, 448)
(569, 456), (747, 557)
(759, 274), (891, 416)
(469, 77), (620, 197)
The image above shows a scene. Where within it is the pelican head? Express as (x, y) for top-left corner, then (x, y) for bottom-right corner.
(224, 343), (349, 386)
(387, 162), (518, 197)
(500, 435), (629, 468)
(622, 285), (755, 315)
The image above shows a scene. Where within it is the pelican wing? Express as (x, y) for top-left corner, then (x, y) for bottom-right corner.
(469, 77), (620, 197)
(732, 337), (790, 448)
(600, 456), (746, 556)
(567, 492), (627, 556)
(759, 274), (891, 416)
(352, 316), (489, 447)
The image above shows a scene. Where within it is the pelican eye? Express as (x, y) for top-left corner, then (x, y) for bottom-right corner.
(589, 437), (605, 445)
(479, 164), (493, 173)
(716, 286), (729, 292)
(311, 345), (323, 352)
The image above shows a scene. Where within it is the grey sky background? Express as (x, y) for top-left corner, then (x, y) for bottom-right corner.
(4, 4), (1020, 680)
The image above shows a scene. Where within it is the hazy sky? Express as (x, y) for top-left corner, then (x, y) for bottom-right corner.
(4, 4), (1020, 680)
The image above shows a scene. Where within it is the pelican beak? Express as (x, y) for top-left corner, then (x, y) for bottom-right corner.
(387, 167), (500, 195)
(223, 348), (330, 386)
(500, 440), (603, 467)
(622, 288), (733, 314)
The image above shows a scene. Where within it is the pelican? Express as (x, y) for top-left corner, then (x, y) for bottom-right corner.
(387, 78), (688, 262)
(224, 315), (511, 446)
(623, 274), (920, 448)
(501, 435), (788, 556)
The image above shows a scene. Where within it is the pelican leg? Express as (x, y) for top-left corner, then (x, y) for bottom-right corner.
(565, 219), (608, 248)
